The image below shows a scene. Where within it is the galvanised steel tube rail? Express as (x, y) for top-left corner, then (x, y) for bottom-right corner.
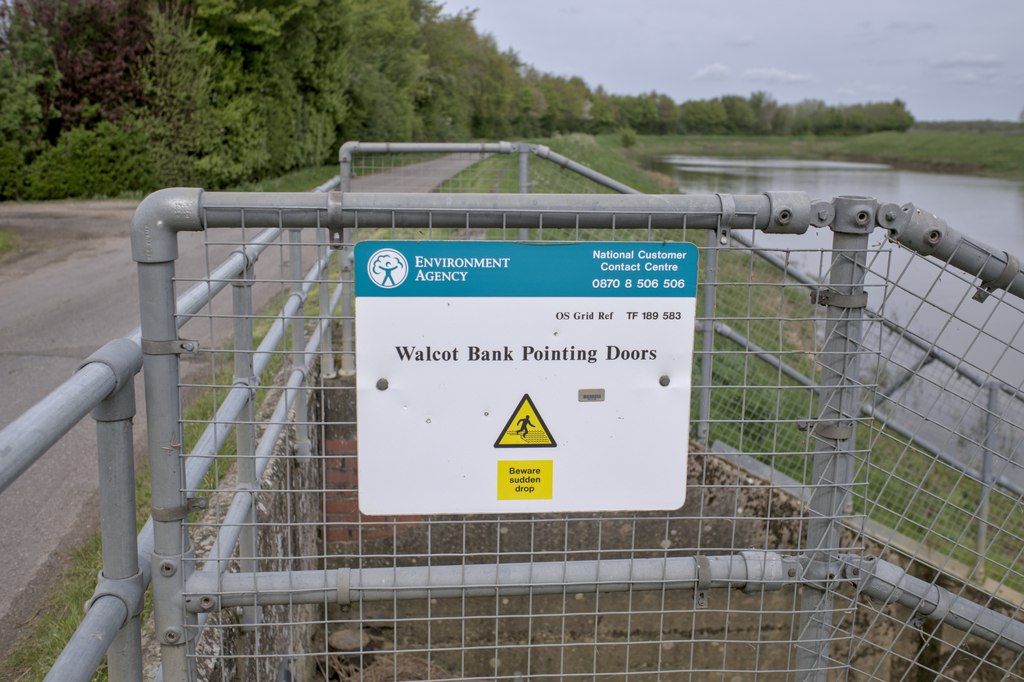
(0, 337), (143, 494)
(44, 596), (128, 682)
(529, 143), (640, 195)
(193, 189), (814, 233)
(845, 555), (1024, 654)
(185, 552), (801, 609)
(0, 362), (117, 493)
(179, 553), (1024, 655)
(192, 190), (1024, 305)
(887, 204), (1024, 302)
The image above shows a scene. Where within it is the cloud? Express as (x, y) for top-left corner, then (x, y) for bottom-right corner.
(936, 52), (1003, 69)
(742, 67), (811, 84)
(946, 70), (1001, 85)
(885, 20), (935, 33)
(692, 63), (732, 80)
(727, 36), (755, 48)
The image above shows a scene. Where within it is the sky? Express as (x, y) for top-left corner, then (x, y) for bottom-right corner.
(442, 0), (1024, 122)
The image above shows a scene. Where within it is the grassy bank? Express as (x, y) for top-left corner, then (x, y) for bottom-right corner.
(0, 230), (17, 260)
(625, 131), (1024, 181)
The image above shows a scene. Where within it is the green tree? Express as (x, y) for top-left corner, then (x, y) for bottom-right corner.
(135, 2), (220, 186)
(343, 0), (424, 141)
(747, 91), (777, 135)
(680, 98), (728, 134)
(720, 95), (754, 133)
(0, 1), (58, 198)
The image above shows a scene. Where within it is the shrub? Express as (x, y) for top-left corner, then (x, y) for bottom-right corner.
(618, 126), (638, 148)
(26, 121), (155, 199)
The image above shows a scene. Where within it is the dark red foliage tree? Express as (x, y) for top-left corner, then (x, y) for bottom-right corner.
(27, 0), (151, 139)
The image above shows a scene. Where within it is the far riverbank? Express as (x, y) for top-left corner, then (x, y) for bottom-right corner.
(622, 131), (1024, 182)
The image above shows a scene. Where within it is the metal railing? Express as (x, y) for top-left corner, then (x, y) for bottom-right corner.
(159, 189), (1023, 680)
(2, 143), (1023, 681)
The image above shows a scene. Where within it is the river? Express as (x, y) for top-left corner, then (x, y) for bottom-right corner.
(654, 154), (1024, 491)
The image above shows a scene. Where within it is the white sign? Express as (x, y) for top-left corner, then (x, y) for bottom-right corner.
(355, 241), (698, 514)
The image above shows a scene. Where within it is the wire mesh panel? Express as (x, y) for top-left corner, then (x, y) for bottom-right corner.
(136, 182), (1024, 681)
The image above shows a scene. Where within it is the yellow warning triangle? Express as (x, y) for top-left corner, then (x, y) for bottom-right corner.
(494, 394), (557, 448)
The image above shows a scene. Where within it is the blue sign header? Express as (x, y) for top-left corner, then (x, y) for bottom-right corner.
(355, 241), (698, 298)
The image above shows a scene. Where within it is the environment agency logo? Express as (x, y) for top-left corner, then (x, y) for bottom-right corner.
(367, 248), (409, 288)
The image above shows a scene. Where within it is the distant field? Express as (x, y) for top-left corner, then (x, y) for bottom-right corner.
(626, 131), (1024, 181)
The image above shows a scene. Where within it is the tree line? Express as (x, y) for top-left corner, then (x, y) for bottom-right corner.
(0, 0), (916, 200)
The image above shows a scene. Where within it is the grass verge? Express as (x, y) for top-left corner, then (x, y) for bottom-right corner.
(229, 164), (339, 192)
(0, 230), (19, 260)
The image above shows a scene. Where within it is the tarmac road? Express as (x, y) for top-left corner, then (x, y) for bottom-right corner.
(0, 154), (483, 659)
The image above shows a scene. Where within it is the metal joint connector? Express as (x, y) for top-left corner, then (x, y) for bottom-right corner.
(85, 569), (145, 626)
(797, 420), (854, 441)
(152, 496), (208, 522)
(762, 191), (811, 234)
(810, 288), (868, 309)
(337, 568), (351, 605)
(715, 193), (734, 245)
(229, 247), (256, 275)
(694, 555), (711, 608)
(78, 338), (143, 396)
(739, 551), (787, 593)
(973, 252), (1020, 302)
(830, 195), (878, 235)
(327, 192), (344, 249)
(233, 376), (258, 398)
(141, 338), (199, 355)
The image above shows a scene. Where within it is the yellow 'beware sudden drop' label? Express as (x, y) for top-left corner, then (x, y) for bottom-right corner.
(498, 460), (553, 500)
(494, 394), (556, 448)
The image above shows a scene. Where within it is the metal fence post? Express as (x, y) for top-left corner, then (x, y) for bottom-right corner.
(796, 196), (872, 680)
(697, 228), (720, 447)
(518, 144), (530, 241)
(518, 143), (530, 195)
(289, 228), (312, 460)
(976, 382), (999, 579)
(340, 236), (355, 373)
(335, 147), (357, 373)
(89, 341), (144, 682)
(132, 189), (203, 682)
(319, 227), (337, 379)
(233, 262), (261, 630)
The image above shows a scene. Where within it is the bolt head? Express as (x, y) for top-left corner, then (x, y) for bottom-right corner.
(659, 375), (671, 387)
(817, 209), (829, 221)
(160, 560), (176, 577)
(885, 210), (897, 222)
(376, 378), (389, 391)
